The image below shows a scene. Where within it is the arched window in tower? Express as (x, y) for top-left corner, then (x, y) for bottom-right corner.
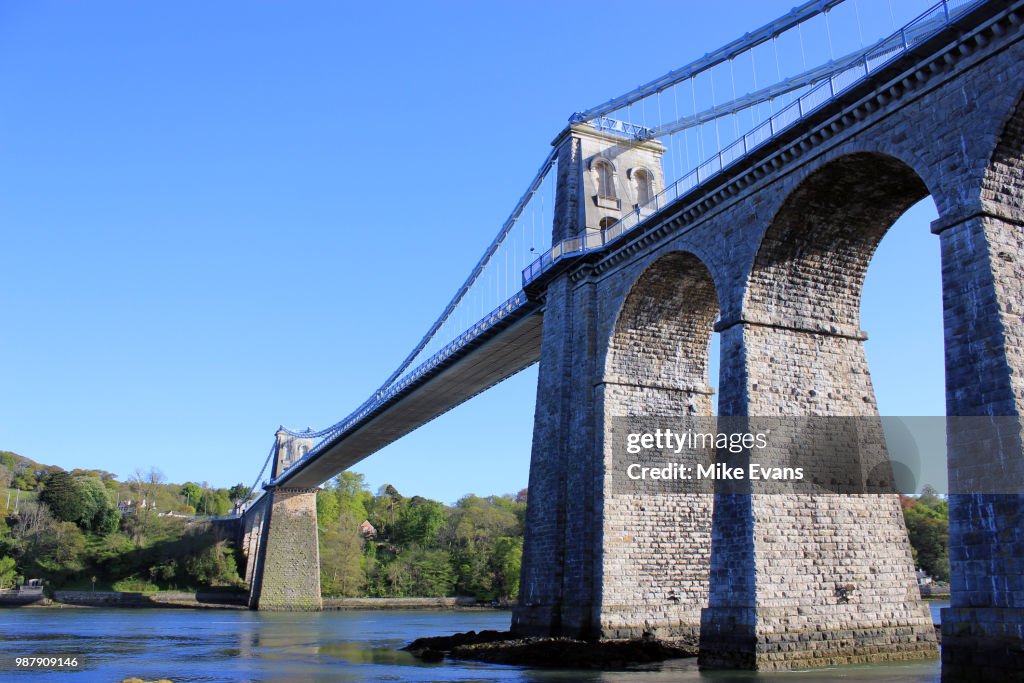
(633, 168), (652, 206)
(599, 216), (617, 231)
(594, 159), (616, 199)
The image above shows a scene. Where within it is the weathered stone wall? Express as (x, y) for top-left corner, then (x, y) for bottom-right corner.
(248, 487), (321, 611)
(240, 494), (269, 587)
(516, 2), (1024, 675)
(52, 590), (248, 608)
(939, 86), (1024, 679)
(597, 252), (718, 639)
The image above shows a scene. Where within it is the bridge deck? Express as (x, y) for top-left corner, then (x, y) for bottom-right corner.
(275, 305), (543, 489)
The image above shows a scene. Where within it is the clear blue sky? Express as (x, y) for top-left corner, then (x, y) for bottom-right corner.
(0, 0), (945, 503)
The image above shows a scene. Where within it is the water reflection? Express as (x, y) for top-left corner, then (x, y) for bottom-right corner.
(0, 607), (946, 682)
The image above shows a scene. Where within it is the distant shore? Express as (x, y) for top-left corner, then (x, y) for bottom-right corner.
(3, 590), (509, 611)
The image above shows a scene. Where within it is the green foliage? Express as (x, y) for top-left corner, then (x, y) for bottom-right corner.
(112, 577), (159, 593)
(6, 445), (531, 601)
(38, 472), (119, 535)
(180, 483), (202, 508)
(391, 497), (444, 546)
(39, 471), (88, 525)
(0, 555), (18, 589)
(197, 489), (232, 516)
(335, 472), (372, 521)
(335, 481), (526, 601)
(227, 483), (249, 502)
(184, 540), (242, 587)
(492, 537), (522, 600)
(317, 490), (341, 527)
(902, 488), (950, 582)
(319, 513), (365, 597)
(77, 477), (119, 534)
(375, 548), (455, 597)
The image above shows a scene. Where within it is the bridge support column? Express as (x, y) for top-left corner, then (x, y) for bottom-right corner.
(595, 382), (715, 640)
(248, 486), (322, 611)
(514, 275), (579, 636)
(516, 247), (719, 641)
(699, 321), (937, 670)
(514, 122), (674, 640)
(240, 505), (264, 587)
(936, 212), (1024, 681)
(512, 269), (715, 640)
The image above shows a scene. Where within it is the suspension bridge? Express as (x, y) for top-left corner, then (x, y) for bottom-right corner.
(236, 0), (1024, 677)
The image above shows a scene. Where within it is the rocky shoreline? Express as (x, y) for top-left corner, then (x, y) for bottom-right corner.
(404, 630), (697, 668)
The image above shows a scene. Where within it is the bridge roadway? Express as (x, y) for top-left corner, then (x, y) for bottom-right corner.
(272, 300), (543, 489)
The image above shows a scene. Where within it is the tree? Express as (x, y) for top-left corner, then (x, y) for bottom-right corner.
(380, 484), (403, 532)
(317, 490), (341, 527)
(227, 483), (249, 502)
(197, 489), (231, 516)
(319, 514), (365, 596)
(334, 472), (371, 522)
(77, 477), (118, 534)
(11, 469), (39, 491)
(385, 548), (455, 597)
(903, 488), (950, 582)
(51, 522), (86, 566)
(0, 556), (17, 589)
(39, 471), (88, 525)
(392, 497), (445, 547)
(184, 539), (242, 587)
(492, 536), (522, 600)
(444, 494), (525, 599)
(180, 482), (202, 509)
(11, 501), (53, 540)
(127, 467), (165, 541)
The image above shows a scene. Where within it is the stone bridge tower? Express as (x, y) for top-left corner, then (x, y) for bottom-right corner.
(513, 121), (714, 641)
(246, 429), (321, 610)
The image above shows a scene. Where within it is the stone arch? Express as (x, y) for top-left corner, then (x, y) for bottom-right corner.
(595, 250), (720, 641)
(605, 250), (721, 416)
(746, 152), (930, 340)
(981, 90), (1024, 221)
(591, 157), (617, 199)
(737, 152), (931, 416)
(629, 166), (654, 205)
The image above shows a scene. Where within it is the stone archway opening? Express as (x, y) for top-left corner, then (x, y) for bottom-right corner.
(605, 251), (721, 416)
(597, 250), (721, 641)
(741, 152), (932, 415)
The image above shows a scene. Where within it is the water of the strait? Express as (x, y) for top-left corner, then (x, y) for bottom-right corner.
(0, 602), (948, 682)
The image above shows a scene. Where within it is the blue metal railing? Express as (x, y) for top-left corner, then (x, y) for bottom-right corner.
(580, 115), (655, 140)
(522, 0), (982, 287)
